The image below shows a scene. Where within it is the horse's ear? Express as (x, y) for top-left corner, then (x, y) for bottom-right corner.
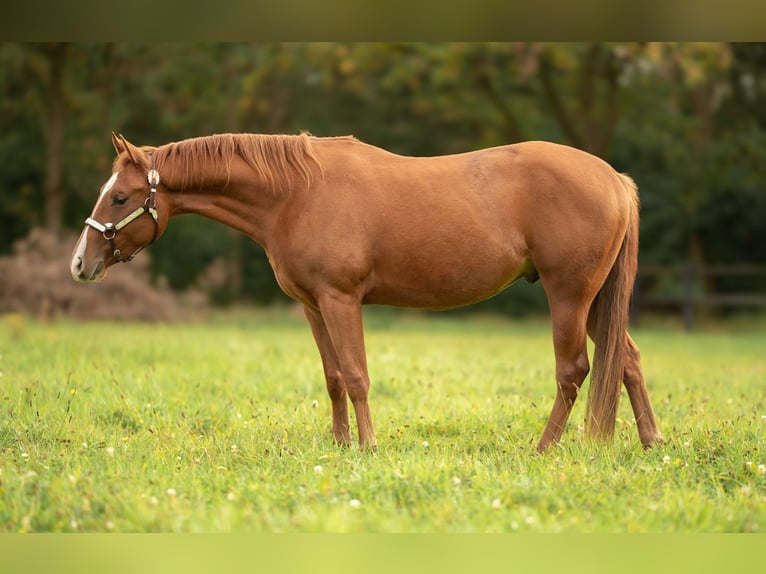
(118, 134), (142, 165)
(111, 132), (124, 155)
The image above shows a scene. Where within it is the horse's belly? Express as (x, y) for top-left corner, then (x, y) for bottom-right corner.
(363, 250), (531, 310)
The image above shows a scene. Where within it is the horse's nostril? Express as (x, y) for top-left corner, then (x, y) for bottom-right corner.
(71, 256), (87, 280)
(73, 257), (85, 277)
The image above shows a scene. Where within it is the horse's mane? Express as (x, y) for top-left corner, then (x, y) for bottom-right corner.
(119, 133), (332, 193)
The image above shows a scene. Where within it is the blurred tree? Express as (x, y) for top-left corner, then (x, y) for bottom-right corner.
(40, 43), (67, 237)
(1, 42), (764, 313)
(533, 43), (626, 156)
(608, 42), (766, 305)
(0, 43), (46, 252)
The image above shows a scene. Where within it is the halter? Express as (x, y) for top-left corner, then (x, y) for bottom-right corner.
(85, 152), (160, 263)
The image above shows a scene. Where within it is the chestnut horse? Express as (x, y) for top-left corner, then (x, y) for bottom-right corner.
(71, 132), (663, 452)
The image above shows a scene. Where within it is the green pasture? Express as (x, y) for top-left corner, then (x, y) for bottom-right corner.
(0, 310), (764, 532)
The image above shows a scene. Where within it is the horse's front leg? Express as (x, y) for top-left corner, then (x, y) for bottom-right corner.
(303, 305), (352, 446)
(313, 293), (377, 450)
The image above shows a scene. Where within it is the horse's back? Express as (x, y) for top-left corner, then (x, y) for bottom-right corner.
(298, 138), (633, 309)
(317, 138), (626, 209)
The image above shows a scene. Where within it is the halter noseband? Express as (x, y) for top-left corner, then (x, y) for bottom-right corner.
(85, 152), (160, 263)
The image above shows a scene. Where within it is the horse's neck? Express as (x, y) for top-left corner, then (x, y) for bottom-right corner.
(163, 159), (285, 248)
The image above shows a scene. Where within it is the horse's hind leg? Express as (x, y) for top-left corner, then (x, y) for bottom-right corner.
(584, 310), (663, 448)
(623, 333), (664, 448)
(304, 305), (353, 446)
(537, 296), (592, 452)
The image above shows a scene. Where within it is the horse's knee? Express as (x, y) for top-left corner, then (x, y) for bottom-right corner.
(561, 353), (590, 383)
(557, 354), (590, 401)
(325, 370), (347, 402)
(343, 373), (370, 403)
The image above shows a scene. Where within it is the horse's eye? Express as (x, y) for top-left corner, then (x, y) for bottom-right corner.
(112, 195), (128, 207)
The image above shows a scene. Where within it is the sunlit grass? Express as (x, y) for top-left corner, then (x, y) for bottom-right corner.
(0, 310), (764, 532)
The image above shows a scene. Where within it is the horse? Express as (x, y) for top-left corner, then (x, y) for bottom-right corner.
(71, 132), (663, 452)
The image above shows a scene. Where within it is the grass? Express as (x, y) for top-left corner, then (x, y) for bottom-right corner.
(0, 309), (764, 532)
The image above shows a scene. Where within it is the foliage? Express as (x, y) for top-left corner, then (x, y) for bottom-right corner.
(1, 42), (765, 314)
(0, 312), (764, 532)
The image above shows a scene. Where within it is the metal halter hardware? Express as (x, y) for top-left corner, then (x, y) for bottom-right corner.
(85, 152), (160, 263)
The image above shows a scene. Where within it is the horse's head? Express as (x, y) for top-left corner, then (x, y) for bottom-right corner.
(71, 133), (168, 282)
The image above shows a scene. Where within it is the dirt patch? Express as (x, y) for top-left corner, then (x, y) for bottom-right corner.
(0, 228), (199, 321)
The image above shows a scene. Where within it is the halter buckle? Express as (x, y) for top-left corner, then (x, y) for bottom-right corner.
(147, 169), (160, 187)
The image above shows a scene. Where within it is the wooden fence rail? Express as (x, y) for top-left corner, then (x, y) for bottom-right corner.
(632, 264), (766, 330)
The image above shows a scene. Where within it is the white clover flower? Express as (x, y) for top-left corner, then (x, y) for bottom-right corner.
(491, 499), (502, 509)
(349, 499), (361, 508)
(312, 400), (319, 408)
(758, 464), (766, 475)
(662, 455), (671, 465)
(106, 447), (115, 458)
(227, 492), (237, 501)
(451, 477), (461, 486)
(314, 465), (323, 474)
(166, 488), (177, 497)
(149, 496), (159, 506)
(422, 441), (429, 448)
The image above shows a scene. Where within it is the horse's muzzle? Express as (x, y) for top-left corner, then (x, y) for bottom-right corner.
(71, 256), (104, 282)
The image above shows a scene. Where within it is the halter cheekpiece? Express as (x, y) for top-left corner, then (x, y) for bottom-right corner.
(85, 151), (160, 263)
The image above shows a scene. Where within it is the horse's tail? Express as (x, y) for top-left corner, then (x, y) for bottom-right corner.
(585, 173), (640, 441)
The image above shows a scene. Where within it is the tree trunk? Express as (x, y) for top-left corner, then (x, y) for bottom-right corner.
(223, 46), (243, 300)
(98, 43), (116, 172)
(42, 43), (67, 237)
(538, 43), (622, 157)
(687, 84), (717, 300)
